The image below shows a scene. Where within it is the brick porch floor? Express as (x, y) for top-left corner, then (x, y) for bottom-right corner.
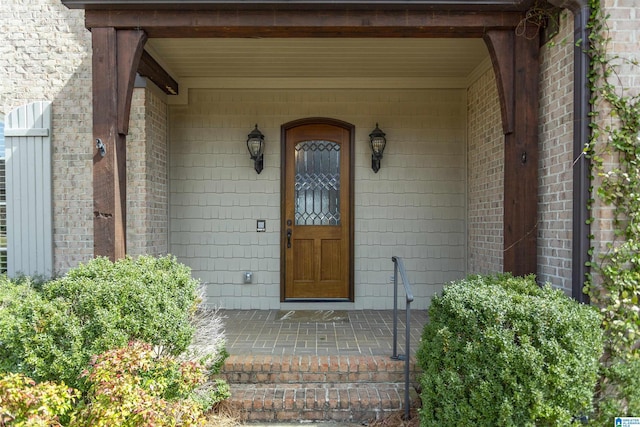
(220, 309), (428, 357)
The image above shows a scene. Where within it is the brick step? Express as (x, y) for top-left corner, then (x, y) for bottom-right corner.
(221, 354), (421, 384)
(229, 382), (420, 423)
(220, 354), (422, 423)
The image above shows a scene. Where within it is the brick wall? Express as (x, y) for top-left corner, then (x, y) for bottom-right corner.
(466, 66), (504, 274)
(590, 0), (640, 261)
(169, 89), (467, 309)
(604, 0), (639, 74)
(1, 0), (168, 274)
(537, 10), (575, 293)
(467, 9), (580, 294)
(0, 0), (94, 274)
(128, 84), (169, 256)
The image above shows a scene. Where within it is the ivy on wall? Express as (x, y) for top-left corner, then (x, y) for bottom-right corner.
(584, 0), (640, 420)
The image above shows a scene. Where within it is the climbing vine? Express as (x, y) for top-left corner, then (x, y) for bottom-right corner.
(584, 0), (640, 420)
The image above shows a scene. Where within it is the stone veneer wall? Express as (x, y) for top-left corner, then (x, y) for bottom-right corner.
(466, 66), (504, 274)
(0, 0), (93, 274)
(169, 88), (468, 310)
(537, 10), (575, 294)
(128, 84), (169, 256)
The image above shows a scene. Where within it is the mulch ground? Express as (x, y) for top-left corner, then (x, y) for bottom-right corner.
(367, 408), (420, 427)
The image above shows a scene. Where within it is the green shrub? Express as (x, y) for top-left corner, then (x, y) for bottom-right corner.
(0, 255), (200, 390)
(417, 274), (604, 426)
(593, 359), (640, 425)
(0, 342), (230, 427)
(43, 255), (199, 356)
(589, 250), (640, 423)
(0, 372), (78, 426)
(71, 341), (227, 427)
(0, 276), (86, 387)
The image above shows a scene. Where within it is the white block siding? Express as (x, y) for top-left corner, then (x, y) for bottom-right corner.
(169, 89), (467, 310)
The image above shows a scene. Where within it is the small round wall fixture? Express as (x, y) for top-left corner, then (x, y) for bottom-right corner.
(247, 124), (265, 174)
(369, 123), (386, 173)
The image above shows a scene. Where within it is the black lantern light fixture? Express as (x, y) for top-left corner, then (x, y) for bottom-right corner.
(247, 124), (265, 174)
(369, 123), (386, 173)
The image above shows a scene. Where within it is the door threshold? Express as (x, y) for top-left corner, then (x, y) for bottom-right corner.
(279, 301), (356, 311)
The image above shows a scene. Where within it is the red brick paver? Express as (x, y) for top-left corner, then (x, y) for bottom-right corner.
(219, 310), (426, 423)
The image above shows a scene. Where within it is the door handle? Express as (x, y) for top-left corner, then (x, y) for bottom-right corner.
(286, 228), (292, 248)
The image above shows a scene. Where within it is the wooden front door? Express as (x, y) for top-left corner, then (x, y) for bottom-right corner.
(281, 119), (354, 301)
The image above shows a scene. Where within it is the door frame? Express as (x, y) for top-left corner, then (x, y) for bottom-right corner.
(280, 117), (355, 302)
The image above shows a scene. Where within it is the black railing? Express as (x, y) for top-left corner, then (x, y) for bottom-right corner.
(391, 256), (414, 420)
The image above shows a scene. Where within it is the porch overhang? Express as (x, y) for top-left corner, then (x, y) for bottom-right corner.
(63, 0), (547, 279)
(82, 9), (525, 38)
(62, 0), (539, 12)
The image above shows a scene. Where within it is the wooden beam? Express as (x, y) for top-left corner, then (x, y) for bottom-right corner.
(487, 29), (540, 277)
(117, 30), (147, 134)
(92, 27), (122, 261)
(92, 28), (147, 261)
(138, 50), (179, 95)
(85, 9), (525, 38)
(483, 30), (515, 134)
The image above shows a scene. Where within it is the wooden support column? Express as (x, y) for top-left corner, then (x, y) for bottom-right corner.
(484, 29), (540, 277)
(92, 27), (147, 261)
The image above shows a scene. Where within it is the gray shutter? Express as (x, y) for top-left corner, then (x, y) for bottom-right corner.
(5, 101), (53, 278)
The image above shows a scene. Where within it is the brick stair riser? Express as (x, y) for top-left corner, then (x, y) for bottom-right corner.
(221, 355), (422, 423)
(221, 355), (421, 385)
(222, 370), (416, 384)
(231, 383), (414, 423)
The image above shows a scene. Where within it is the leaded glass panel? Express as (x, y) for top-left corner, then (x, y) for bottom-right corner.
(294, 140), (341, 225)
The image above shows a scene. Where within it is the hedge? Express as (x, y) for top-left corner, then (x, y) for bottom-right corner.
(0, 255), (200, 390)
(417, 274), (603, 426)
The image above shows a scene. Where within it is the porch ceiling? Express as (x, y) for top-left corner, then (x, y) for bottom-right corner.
(145, 38), (489, 81)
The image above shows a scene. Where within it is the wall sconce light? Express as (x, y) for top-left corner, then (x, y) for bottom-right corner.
(369, 123), (386, 173)
(247, 124), (265, 174)
(95, 138), (106, 157)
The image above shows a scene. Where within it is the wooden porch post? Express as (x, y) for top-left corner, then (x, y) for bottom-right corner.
(92, 28), (147, 261)
(484, 29), (540, 277)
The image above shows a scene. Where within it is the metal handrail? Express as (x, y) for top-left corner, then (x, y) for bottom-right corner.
(390, 256), (414, 420)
